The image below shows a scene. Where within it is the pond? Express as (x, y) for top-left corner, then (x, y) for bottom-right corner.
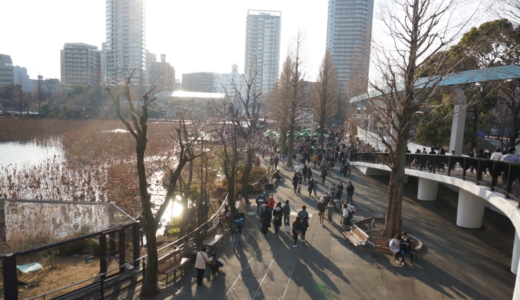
(0, 139), (64, 167)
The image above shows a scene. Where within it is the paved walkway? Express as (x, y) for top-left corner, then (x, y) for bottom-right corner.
(142, 157), (515, 300)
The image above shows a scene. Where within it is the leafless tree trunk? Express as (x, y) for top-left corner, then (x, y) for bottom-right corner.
(367, 0), (473, 238)
(312, 50), (338, 147)
(106, 74), (207, 297)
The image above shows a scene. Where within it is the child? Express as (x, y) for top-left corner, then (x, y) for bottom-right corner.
(327, 201), (334, 223)
(285, 221), (291, 237)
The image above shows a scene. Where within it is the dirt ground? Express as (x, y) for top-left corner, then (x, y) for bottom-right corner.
(0, 255), (119, 300)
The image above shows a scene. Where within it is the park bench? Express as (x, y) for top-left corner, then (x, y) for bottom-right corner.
(158, 249), (191, 285)
(372, 237), (418, 261)
(250, 179), (266, 193)
(352, 218), (372, 230)
(202, 227), (224, 248)
(372, 237), (393, 257)
(342, 224), (369, 252)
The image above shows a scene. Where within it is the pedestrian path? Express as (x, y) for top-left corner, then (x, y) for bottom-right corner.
(147, 157), (515, 300)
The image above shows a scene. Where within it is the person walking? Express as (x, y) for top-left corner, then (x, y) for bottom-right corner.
(261, 207), (272, 237)
(302, 164), (309, 181)
(195, 247), (213, 285)
(292, 216), (302, 247)
(321, 167), (328, 185)
(298, 205), (309, 221)
(238, 195), (247, 225)
(274, 155), (280, 169)
(272, 202), (283, 235)
(266, 194), (275, 211)
(232, 216), (244, 251)
(327, 201), (334, 223)
(312, 154), (319, 167)
(256, 193), (266, 216)
(346, 181), (355, 203)
(297, 174), (303, 194)
(317, 197), (327, 226)
(307, 177), (315, 197)
(283, 200), (291, 225)
(306, 166), (313, 182)
(342, 203), (353, 230)
(300, 216), (309, 243)
(292, 173), (299, 193)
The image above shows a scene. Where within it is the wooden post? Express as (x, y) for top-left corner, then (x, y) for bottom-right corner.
(119, 227), (126, 274)
(133, 222), (140, 268)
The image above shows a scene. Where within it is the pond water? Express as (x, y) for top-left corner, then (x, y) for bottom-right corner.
(0, 139), (64, 167)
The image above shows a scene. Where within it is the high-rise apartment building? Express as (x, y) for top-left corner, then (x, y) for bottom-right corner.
(148, 54), (175, 94)
(0, 54), (14, 86)
(104, 0), (146, 88)
(326, 0), (374, 98)
(244, 10), (281, 97)
(215, 64), (248, 99)
(60, 43), (103, 89)
(145, 49), (156, 88)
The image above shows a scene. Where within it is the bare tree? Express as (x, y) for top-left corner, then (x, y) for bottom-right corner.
(493, 0), (520, 24)
(279, 32), (308, 167)
(312, 49), (338, 146)
(106, 74), (207, 297)
(366, 0), (473, 237)
(229, 68), (265, 203)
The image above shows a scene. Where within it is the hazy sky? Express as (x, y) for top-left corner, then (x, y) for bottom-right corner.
(1, 0), (494, 82)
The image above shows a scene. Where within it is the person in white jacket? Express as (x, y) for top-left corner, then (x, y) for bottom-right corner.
(389, 236), (402, 263)
(490, 148), (504, 161)
(195, 247), (213, 285)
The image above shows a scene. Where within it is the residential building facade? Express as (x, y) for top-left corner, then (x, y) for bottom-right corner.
(13, 66), (31, 92)
(148, 54), (175, 94)
(104, 0), (146, 89)
(0, 54), (14, 86)
(326, 0), (374, 118)
(182, 72), (216, 93)
(60, 43), (103, 90)
(244, 10), (281, 97)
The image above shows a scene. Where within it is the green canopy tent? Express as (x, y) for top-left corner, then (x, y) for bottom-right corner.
(299, 131), (311, 137)
(311, 132), (322, 137)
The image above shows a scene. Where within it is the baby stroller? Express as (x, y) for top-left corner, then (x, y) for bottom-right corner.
(207, 252), (225, 279)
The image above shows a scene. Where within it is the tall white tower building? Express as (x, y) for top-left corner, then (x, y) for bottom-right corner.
(244, 10), (281, 97)
(326, 0), (374, 102)
(105, 0), (146, 89)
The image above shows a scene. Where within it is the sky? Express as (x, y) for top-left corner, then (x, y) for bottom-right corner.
(1, 0), (495, 82)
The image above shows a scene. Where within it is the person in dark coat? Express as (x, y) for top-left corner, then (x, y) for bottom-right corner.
(292, 173), (299, 193)
(321, 167), (328, 185)
(272, 202), (283, 235)
(300, 216), (309, 242)
(261, 208), (272, 237)
(292, 216), (302, 247)
(346, 181), (355, 203)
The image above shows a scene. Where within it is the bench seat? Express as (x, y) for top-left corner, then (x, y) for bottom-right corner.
(342, 224), (369, 252)
(157, 250), (191, 285)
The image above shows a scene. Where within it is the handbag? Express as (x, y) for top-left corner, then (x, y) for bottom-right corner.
(294, 230), (301, 235)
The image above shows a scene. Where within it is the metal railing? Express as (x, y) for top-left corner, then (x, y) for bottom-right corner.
(3, 196), (228, 300)
(350, 153), (520, 203)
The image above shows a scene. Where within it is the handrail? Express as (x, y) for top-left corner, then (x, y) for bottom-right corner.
(350, 152), (520, 203)
(22, 194), (229, 300)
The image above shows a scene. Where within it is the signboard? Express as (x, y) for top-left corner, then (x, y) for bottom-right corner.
(85, 254), (95, 264)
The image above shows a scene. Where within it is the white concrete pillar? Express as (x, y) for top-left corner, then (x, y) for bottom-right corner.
(456, 189), (485, 228)
(449, 87), (467, 156)
(513, 273), (520, 300)
(417, 178), (438, 201)
(512, 230), (520, 274)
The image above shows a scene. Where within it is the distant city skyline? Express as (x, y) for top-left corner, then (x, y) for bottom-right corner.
(1, 1), (494, 84)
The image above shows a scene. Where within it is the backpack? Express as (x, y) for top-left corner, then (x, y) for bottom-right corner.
(386, 239), (391, 248)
